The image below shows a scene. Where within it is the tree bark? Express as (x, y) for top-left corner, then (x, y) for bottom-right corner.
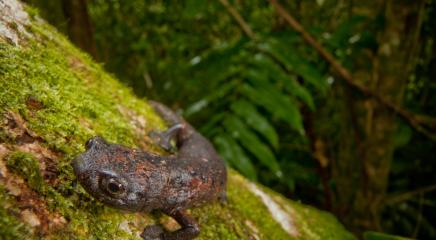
(0, 0), (355, 239)
(23, 0), (98, 59)
(334, 0), (425, 233)
(62, 0), (98, 59)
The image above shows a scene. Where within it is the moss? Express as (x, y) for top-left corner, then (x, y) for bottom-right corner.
(222, 173), (293, 239)
(191, 172), (356, 240)
(1, 23), (163, 155)
(0, 128), (8, 142)
(274, 192), (356, 240)
(0, 186), (34, 240)
(6, 151), (46, 193)
(0, 14), (160, 239)
(0, 3), (355, 239)
(189, 172), (297, 240)
(23, 5), (40, 20)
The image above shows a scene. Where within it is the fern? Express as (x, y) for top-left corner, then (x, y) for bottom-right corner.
(185, 36), (326, 183)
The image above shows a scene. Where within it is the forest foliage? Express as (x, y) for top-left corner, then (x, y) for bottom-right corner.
(25, 0), (436, 239)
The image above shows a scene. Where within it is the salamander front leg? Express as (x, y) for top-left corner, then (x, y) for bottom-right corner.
(141, 210), (200, 240)
(162, 210), (200, 240)
(149, 124), (184, 151)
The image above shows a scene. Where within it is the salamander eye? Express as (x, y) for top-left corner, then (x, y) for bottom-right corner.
(101, 177), (125, 196)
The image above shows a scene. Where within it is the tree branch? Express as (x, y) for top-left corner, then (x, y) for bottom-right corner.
(218, 0), (255, 39)
(268, 0), (436, 141)
(218, 0), (436, 141)
(385, 184), (436, 205)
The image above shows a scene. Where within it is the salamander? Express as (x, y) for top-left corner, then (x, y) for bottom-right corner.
(72, 101), (227, 240)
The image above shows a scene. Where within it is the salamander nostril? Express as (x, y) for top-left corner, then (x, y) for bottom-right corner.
(85, 136), (107, 150)
(85, 136), (103, 150)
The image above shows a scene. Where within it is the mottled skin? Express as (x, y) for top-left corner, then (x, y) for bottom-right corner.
(72, 101), (227, 240)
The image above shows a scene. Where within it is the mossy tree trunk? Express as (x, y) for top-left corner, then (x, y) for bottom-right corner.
(331, 0), (425, 233)
(0, 0), (355, 239)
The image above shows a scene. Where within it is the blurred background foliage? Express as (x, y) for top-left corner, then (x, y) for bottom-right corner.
(24, 0), (436, 239)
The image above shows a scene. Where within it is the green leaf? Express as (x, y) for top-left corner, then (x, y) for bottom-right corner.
(394, 122), (412, 148)
(258, 40), (327, 91)
(199, 113), (226, 137)
(265, 30), (300, 44)
(184, 80), (238, 116)
(241, 83), (304, 133)
(184, 99), (209, 116)
(192, 39), (247, 85)
(230, 100), (279, 149)
(185, 41), (245, 97)
(183, 0), (208, 18)
(250, 54), (315, 110)
(363, 231), (413, 240)
(223, 116), (282, 177)
(214, 135), (257, 180)
(328, 15), (367, 48)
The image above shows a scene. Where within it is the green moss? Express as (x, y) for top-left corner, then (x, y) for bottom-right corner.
(0, 4), (355, 240)
(191, 172), (357, 240)
(0, 24), (162, 156)
(186, 172), (295, 240)
(6, 151), (46, 193)
(0, 186), (34, 240)
(276, 192), (356, 240)
(0, 12), (160, 239)
(223, 174), (293, 239)
(23, 5), (40, 20)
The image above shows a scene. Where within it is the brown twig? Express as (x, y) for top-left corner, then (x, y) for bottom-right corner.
(219, 0), (335, 207)
(218, 0), (255, 39)
(219, 0), (436, 140)
(268, 0), (436, 141)
(384, 185), (436, 205)
(385, 184), (436, 205)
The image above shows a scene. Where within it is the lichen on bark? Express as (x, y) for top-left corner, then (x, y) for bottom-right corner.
(0, 0), (356, 239)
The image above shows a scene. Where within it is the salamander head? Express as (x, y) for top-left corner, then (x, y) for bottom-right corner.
(72, 136), (159, 211)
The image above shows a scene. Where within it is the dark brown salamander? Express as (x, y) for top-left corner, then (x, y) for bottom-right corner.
(72, 101), (227, 240)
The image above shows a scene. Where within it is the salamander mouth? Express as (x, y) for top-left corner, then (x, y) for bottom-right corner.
(72, 155), (85, 176)
(72, 154), (97, 194)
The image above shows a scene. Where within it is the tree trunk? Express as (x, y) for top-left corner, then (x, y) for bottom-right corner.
(0, 0), (354, 239)
(62, 0), (98, 59)
(333, 0), (425, 233)
(23, 0), (98, 59)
